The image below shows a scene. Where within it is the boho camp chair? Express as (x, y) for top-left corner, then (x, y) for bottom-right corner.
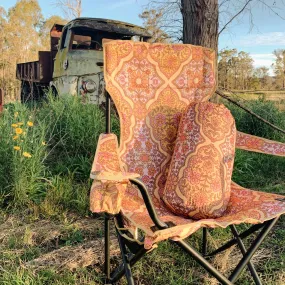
(90, 40), (285, 285)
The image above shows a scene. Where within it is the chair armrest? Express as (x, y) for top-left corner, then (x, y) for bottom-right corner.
(91, 170), (140, 182)
(90, 133), (122, 179)
(129, 178), (169, 230)
(236, 131), (285, 157)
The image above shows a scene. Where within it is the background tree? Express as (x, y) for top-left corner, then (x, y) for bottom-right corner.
(145, 0), (285, 49)
(0, 0), (66, 100)
(218, 49), (256, 90)
(40, 15), (67, 50)
(254, 66), (270, 90)
(139, 9), (170, 42)
(181, 0), (218, 49)
(0, 7), (7, 92)
(2, 0), (43, 98)
(53, 0), (82, 20)
(272, 49), (285, 89)
(218, 49), (237, 89)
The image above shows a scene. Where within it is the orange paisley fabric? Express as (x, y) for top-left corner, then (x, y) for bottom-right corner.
(90, 134), (138, 214)
(102, 41), (216, 204)
(236, 131), (285, 156)
(89, 41), (285, 249)
(162, 102), (236, 219)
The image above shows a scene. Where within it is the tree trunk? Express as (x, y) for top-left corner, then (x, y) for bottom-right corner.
(181, 0), (218, 50)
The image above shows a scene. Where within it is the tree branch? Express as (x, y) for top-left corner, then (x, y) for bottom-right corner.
(219, 0), (253, 35)
(257, 0), (285, 20)
(216, 89), (285, 135)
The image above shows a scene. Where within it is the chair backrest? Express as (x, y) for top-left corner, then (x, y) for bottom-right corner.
(104, 40), (216, 204)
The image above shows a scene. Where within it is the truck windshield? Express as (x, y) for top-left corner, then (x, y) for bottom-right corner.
(70, 28), (103, 51)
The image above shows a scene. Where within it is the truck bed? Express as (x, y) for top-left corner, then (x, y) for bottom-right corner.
(16, 51), (53, 84)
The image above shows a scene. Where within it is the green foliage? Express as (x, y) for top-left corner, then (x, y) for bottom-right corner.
(39, 94), (105, 181)
(228, 99), (285, 141)
(0, 95), (104, 213)
(226, 99), (285, 190)
(0, 103), (48, 207)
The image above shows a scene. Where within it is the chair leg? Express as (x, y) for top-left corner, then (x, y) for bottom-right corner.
(206, 223), (264, 257)
(230, 225), (262, 285)
(175, 240), (233, 285)
(116, 228), (135, 285)
(202, 228), (207, 256)
(110, 247), (147, 283)
(229, 217), (279, 283)
(104, 214), (111, 283)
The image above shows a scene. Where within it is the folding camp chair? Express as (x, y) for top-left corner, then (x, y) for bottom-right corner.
(90, 41), (285, 285)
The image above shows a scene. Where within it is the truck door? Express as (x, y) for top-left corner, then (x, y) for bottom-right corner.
(53, 27), (71, 78)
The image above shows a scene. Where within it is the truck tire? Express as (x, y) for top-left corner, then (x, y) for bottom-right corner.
(51, 86), (58, 97)
(20, 81), (31, 103)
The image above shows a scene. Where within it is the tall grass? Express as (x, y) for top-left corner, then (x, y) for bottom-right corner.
(0, 95), (284, 214)
(38, 94), (106, 181)
(226, 99), (285, 191)
(227, 99), (285, 141)
(0, 103), (48, 207)
(0, 95), (107, 214)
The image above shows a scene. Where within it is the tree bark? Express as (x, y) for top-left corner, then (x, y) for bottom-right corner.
(181, 0), (218, 51)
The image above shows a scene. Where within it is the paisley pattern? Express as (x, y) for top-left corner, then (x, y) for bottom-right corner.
(103, 41), (215, 201)
(162, 103), (236, 219)
(90, 134), (121, 175)
(236, 131), (285, 156)
(122, 182), (285, 249)
(90, 134), (138, 214)
(89, 41), (285, 249)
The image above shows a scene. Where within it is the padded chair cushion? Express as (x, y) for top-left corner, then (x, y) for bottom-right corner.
(161, 102), (236, 219)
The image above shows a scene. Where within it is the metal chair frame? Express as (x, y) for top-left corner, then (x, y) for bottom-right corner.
(102, 92), (279, 285)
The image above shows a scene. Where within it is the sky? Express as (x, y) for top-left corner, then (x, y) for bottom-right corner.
(1, 0), (285, 74)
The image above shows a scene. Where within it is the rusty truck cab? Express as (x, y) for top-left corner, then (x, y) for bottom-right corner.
(51, 18), (150, 104)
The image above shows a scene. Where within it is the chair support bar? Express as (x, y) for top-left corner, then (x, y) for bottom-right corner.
(229, 217), (279, 283)
(206, 223), (264, 257)
(110, 246), (147, 283)
(230, 225), (262, 285)
(202, 228), (207, 256)
(104, 214), (111, 282)
(129, 178), (168, 230)
(105, 91), (111, 134)
(176, 239), (233, 285)
(116, 227), (135, 285)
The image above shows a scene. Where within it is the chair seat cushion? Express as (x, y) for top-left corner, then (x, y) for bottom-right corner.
(161, 102), (236, 219)
(118, 182), (285, 250)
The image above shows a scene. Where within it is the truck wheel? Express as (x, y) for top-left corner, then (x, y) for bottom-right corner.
(20, 81), (31, 103)
(51, 86), (58, 97)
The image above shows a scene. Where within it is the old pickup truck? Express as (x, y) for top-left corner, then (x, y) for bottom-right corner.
(16, 17), (150, 103)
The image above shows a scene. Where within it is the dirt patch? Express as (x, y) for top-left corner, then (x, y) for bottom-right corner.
(24, 237), (119, 272)
(0, 216), (104, 248)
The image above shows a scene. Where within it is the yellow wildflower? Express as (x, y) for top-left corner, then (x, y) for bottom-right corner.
(15, 128), (23, 135)
(17, 122), (24, 126)
(11, 123), (18, 128)
(13, 146), (20, 151)
(14, 112), (19, 118)
(42, 141), (46, 146)
(13, 135), (19, 140)
(23, 152), (32, 158)
(27, 121), (33, 127)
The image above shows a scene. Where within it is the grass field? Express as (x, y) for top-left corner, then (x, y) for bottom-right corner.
(0, 95), (285, 284)
(226, 90), (285, 111)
